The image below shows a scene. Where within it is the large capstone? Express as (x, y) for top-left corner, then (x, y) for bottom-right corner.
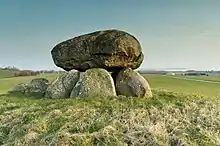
(70, 68), (116, 98)
(115, 68), (152, 98)
(45, 70), (80, 99)
(51, 29), (144, 72)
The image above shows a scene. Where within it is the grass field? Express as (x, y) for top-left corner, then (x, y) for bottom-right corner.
(144, 74), (220, 98)
(177, 75), (220, 82)
(0, 73), (220, 145)
(0, 69), (15, 78)
(0, 74), (58, 94)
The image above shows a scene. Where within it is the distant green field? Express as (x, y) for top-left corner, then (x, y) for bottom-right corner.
(0, 73), (58, 94)
(143, 74), (220, 97)
(0, 69), (15, 78)
(178, 75), (220, 82)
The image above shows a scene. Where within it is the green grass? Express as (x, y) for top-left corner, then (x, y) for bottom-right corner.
(0, 73), (220, 145)
(0, 91), (219, 146)
(143, 74), (220, 97)
(0, 73), (58, 94)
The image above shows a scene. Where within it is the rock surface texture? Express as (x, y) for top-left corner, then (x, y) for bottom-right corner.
(25, 78), (50, 97)
(51, 29), (144, 72)
(45, 70), (80, 98)
(8, 83), (27, 95)
(70, 68), (116, 98)
(115, 68), (152, 98)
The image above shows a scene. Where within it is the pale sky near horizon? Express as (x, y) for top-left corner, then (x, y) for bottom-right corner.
(0, 0), (220, 71)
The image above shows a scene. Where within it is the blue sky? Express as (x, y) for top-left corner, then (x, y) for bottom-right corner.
(0, 0), (220, 71)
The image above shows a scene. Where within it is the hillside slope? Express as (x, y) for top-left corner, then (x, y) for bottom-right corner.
(0, 90), (220, 146)
(0, 74), (220, 145)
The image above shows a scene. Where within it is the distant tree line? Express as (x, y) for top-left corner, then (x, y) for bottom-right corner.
(14, 70), (38, 77)
(0, 66), (65, 77)
(183, 72), (209, 76)
(138, 70), (167, 75)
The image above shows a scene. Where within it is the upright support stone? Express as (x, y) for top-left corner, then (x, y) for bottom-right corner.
(115, 68), (152, 98)
(45, 70), (80, 98)
(70, 68), (117, 98)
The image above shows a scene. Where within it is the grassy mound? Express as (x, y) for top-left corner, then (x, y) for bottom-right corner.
(0, 90), (220, 146)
